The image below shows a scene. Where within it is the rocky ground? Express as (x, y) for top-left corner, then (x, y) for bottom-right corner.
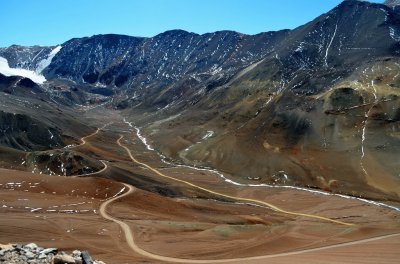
(0, 243), (105, 264)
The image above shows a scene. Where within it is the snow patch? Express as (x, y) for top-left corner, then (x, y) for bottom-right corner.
(0, 57), (46, 84)
(389, 26), (400, 41)
(36, 45), (62, 73)
(48, 129), (54, 140)
(202, 131), (214, 140)
(109, 187), (126, 199)
(295, 42), (305, 52)
(380, 8), (389, 22)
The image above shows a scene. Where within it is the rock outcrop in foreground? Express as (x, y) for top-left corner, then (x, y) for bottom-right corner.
(0, 243), (105, 264)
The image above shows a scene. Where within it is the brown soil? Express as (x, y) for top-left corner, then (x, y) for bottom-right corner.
(0, 111), (399, 263)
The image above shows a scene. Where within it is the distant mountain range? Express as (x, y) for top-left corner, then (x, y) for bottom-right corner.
(0, 1), (399, 104)
(0, 0), (399, 201)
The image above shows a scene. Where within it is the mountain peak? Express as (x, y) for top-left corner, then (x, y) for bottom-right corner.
(154, 29), (198, 38)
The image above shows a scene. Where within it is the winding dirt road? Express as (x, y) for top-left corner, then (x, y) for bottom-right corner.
(71, 123), (399, 263)
(116, 135), (352, 226)
(71, 123), (110, 148)
(73, 160), (108, 177)
(100, 183), (400, 263)
(15, 120), (399, 263)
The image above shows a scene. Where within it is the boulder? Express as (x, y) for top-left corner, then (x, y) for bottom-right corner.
(0, 244), (14, 251)
(81, 250), (93, 264)
(24, 243), (38, 251)
(25, 251), (35, 259)
(72, 250), (81, 257)
(53, 254), (76, 264)
(40, 247), (58, 255)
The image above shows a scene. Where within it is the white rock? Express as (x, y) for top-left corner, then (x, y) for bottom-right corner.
(24, 243), (38, 250)
(72, 249), (81, 257)
(25, 251), (35, 259)
(40, 247), (58, 254)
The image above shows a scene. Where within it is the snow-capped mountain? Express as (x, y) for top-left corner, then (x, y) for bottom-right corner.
(0, 1), (398, 97)
(0, 45), (62, 84)
(0, 0), (399, 200)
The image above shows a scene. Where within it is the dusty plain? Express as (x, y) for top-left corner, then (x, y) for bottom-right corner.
(0, 109), (399, 264)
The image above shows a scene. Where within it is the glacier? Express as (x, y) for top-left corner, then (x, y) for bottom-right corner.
(0, 56), (46, 84)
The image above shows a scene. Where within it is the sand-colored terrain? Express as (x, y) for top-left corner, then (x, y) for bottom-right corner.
(0, 110), (399, 263)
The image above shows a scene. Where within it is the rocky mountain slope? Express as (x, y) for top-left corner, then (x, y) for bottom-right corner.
(0, 0), (399, 201)
(126, 0), (400, 201)
(385, 0), (400, 8)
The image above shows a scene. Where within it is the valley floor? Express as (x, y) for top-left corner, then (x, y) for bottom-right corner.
(0, 108), (399, 263)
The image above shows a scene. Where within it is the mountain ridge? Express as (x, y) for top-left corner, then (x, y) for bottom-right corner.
(0, 0), (399, 201)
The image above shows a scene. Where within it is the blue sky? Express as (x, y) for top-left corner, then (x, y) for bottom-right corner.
(0, 0), (383, 47)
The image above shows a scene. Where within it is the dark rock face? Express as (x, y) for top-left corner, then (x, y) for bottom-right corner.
(385, 0), (400, 7)
(0, 74), (96, 152)
(328, 88), (363, 111)
(42, 30), (288, 91)
(0, 111), (64, 151)
(27, 150), (103, 176)
(0, 74), (45, 97)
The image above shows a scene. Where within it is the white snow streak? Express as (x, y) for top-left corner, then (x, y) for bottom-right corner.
(0, 57), (46, 84)
(36, 45), (62, 73)
(324, 23), (338, 67)
(389, 26), (400, 41)
(202, 131), (214, 140)
(123, 118), (154, 151)
(109, 187), (126, 199)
